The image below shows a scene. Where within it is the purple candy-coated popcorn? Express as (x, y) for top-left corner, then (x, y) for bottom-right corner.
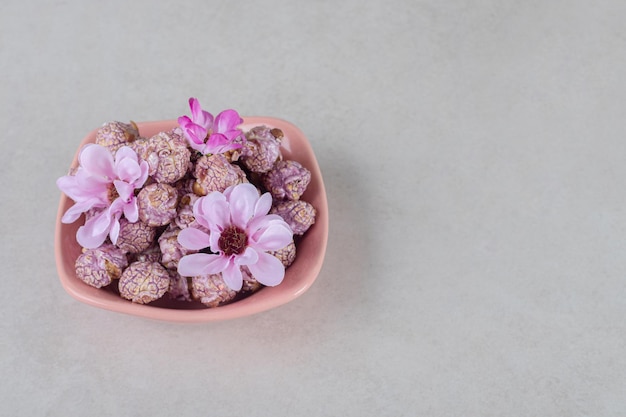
(115, 218), (156, 254)
(268, 240), (297, 267)
(128, 137), (152, 165)
(132, 130), (191, 184)
(192, 153), (247, 196)
(95, 121), (140, 153)
(262, 160), (311, 201)
(240, 266), (263, 293)
(240, 126), (283, 173)
(129, 243), (162, 264)
(158, 225), (196, 269)
(167, 270), (192, 302)
(118, 261), (170, 304)
(190, 274), (237, 307)
(75, 244), (128, 289)
(137, 183), (179, 226)
(174, 193), (208, 231)
(270, 200), (316, 235)
(174, 178), (196, 195)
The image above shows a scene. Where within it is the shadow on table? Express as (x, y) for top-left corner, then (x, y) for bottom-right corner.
(299, 147), (379, 324)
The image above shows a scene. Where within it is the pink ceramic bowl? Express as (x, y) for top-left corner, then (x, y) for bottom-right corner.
(55, 118), (328, 323)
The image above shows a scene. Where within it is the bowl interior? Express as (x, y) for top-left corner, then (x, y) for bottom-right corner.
(55, 118), (328, 322)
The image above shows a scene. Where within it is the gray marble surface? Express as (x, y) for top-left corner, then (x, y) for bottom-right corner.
(2, 0), (626, 415)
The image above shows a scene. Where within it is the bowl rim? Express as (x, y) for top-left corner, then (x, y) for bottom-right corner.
(54, 117), (328, 323)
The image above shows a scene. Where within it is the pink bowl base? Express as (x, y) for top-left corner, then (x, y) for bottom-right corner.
(55, 118), (328, 323)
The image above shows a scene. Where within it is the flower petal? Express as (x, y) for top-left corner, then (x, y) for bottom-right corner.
(61, 198), (102, 223)
(114, 146), (139, 164)
(247, 213), (285, 232)
(189, 98), (213, 129)
(189, 124), (208, 144)
(178, 227), (211, 250)
(178, 115), (193, 129)
(76, 214), (112, 248)
(205, 133), (231, 154)
(123, 198), (139, 222)
(56, 175), (82, 201)
(109, 217), (121, 244)
(253, 192), (272, 218)
(221, 262), (243, 291)
(195, 192), (229, 231)
(234, 246), (259, 266)
(189, 97), (201, 118)
(214, 109), (242, 133)
(209, 229), (221, 253)
(113, 180), (134, 202)
(79, 144), (115, 180)
(136, 161), (149, 188)
(108, 197), (126, 217)
(115, 156), (142, 183)
(178, 253), (228, 277)
(248, 214), (292, 241)
(248, 251), (285, 287)
(75, 169), (110, 192)
(76, 225), (109, 249)
(228, 183), (259, 228)
(90, 209), (113, 235)
(222, 184), (235, 200)
(186, 137), (206, 154)
(250, 221), (293, 251)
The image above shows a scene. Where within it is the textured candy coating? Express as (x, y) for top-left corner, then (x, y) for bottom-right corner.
(95, 121), (140, 153)
(118, 261), (170, 304)
(128, 137), (152, 166)
(240, 125), (283, 173)
(158, 225), (195, 269)
(240, 266), (263, 293)
(268, 240), (297, 267)
(174, 178), (196, 196)
(167, 270), (191, 302)
(132, 130), (191, 184)
(137, 183), (179, 226)
(174, 193), (207, 231)
(270, 200), (316, 235)
(129, 244), (162, 264)
(190, 274), (237, 307)
(262, 160), (311, 201)
(193, 154), (247, 195)
(75, 244), (128, 288)
(115, 218), (156, 253)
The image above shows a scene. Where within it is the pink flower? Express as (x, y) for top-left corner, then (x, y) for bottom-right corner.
(177, 97), (213, 150)
(177, 183), (293, 291)
(177, 97), (245, 155)
(57, 144), (149, 248)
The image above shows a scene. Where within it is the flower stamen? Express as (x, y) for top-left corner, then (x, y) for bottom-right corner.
(218, 225), (248, 256)
(107, 183), (120, 202)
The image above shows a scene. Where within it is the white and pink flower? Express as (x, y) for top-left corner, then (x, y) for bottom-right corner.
(177, 183), (293, 291)
(56, 144), (149, 248)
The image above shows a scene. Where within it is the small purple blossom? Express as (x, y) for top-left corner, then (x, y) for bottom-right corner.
(57, 144), (149, 248)
(177, 97), (245, 155)
(177, 183), (293, 291)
